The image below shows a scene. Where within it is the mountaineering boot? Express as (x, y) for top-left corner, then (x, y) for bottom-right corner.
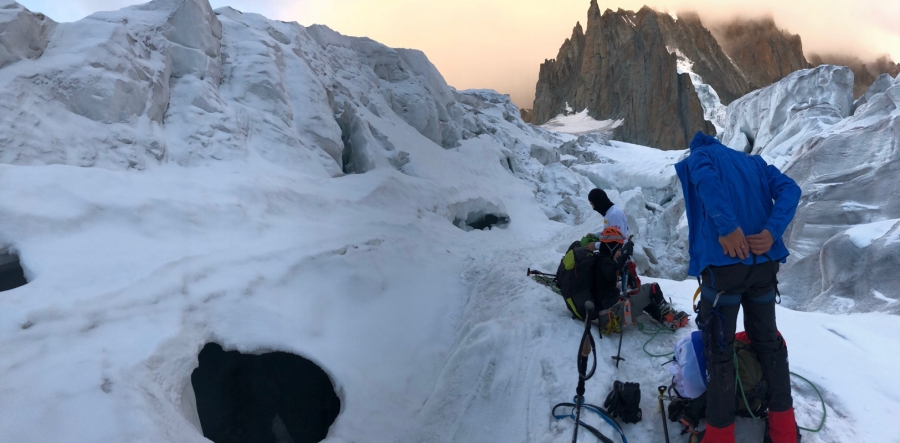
(644, 283), (690, 329)
(700, 423), (735, 443)
(763, 408), (800, 443)
(659, 304), (690, 329)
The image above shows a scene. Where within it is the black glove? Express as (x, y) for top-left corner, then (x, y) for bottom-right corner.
(614, 241), (634, 268)
(667, 394), (706, 432)
(621, 240), (634, 258)
(603, 380), (642, 424)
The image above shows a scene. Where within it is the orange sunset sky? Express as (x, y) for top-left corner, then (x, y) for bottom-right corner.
(18, 0), (900, 108)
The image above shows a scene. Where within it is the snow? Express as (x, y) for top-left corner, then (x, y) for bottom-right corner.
(0, 1), (55, 69)
(841, 201), (880, 212)
(670, 48), (727, 133)
(852, 73), (893, 114)
(775, 68), (900, 313)
(0, 1), (898, 442)
(844, 218), (899, 248)
(872, 289), (897, 304)
(539, 109), (624, 135)
(720, 65), (853, 170)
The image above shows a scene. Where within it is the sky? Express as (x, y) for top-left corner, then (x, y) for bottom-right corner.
(15, 0), (900, 108)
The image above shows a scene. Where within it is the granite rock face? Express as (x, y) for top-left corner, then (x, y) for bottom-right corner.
(709, 17), (810, 91)
(519, 108), (534, 123)
(653, 11), (750, 105)
(533, 4), (715, 150)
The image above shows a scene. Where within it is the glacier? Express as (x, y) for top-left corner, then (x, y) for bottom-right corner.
(719, 65), (900, 314)
(669, 47), (728, 134)
(0, 0), (897, 442)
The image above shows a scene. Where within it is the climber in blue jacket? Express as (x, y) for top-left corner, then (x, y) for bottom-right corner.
(674, 132), (802, 443)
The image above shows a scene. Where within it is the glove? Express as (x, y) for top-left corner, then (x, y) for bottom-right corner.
(621, 240), (634, 258)
(667, 394), (706, 433)
(603, 380), (642, 424)
(615, 241), (635, 268)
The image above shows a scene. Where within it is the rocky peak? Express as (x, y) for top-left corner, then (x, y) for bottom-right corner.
(708, 17), (810, 90)
(653, 10), (751, 104)
(519, 108), (534, 123)
(587, 0), (600, 19)
(567, 21), (585, 54)
(533, 5), (715, 149)
(707, 17), (899, 100)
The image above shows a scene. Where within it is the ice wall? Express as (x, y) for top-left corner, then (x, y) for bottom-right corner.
(720, 65), (853, 169)
(779, 75), (900, 312)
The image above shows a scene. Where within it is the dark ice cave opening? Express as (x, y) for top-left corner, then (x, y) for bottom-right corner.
(454, 212), (511, 231)
(191, 343), (341, 443)
(0, 251), (27, 292)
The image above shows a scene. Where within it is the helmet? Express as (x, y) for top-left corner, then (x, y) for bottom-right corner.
(598, 227), (625, 244)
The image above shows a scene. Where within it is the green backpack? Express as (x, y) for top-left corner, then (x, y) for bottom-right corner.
(734, 333), (769, 417)
(561, 234), (601, 270)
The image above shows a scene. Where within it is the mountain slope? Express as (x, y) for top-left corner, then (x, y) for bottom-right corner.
(533, 3), (715, 150)
(0, 1), (897, 443)
(709, 17), (811, 90)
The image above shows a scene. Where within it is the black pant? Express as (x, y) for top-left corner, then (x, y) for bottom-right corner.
(698, 261), (793, 428)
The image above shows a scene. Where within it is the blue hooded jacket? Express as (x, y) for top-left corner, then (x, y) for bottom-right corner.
(674, 132), (801, 277)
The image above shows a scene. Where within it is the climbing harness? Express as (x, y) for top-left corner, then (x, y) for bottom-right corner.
(603, 312), (622, 335)
(696, 254), (770, 353)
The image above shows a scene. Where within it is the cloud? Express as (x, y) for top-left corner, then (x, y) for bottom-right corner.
(279, 0), (900, 107)
(14, 0), (900, 108)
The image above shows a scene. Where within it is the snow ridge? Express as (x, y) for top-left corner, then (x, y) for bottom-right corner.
(0, 2), (898, 443)
(669, 47), (727, 133)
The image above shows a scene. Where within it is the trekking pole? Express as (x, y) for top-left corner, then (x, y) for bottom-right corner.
(610, 253), (628, 368)
(572, 300), (597, 443)
(527, 268), (557, 279)
(657, 386), (670, 443)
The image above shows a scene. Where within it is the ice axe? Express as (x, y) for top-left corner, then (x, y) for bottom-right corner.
(571, 300), (597, 443)
(610, 236), (634, 369)
(551, 301), (627, 443)
(657, 386), (671, 443)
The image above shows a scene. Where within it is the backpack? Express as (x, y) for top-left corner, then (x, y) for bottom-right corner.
(556, 242), (597, 320)
(667, 331), (783, 432)
(668, 331), (707, 400)
(555, 241), (608, 320)
(733, 331), (769, 417)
